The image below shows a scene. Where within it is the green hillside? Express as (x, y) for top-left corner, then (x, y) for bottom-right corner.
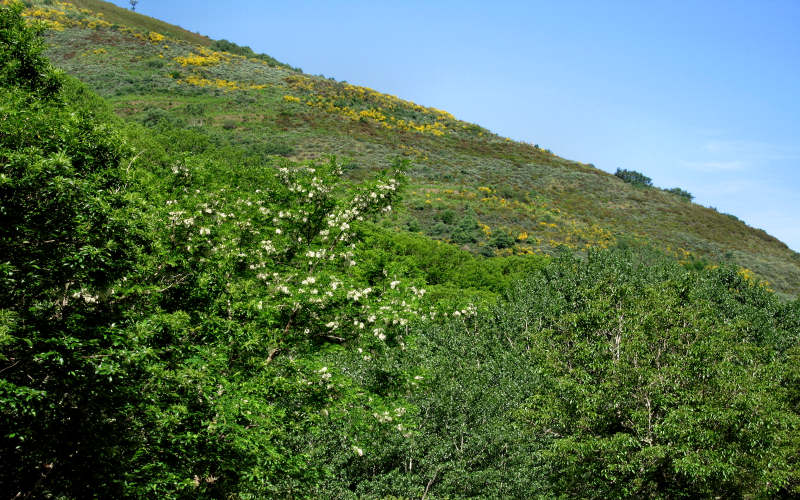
(15, 0), (800, 296)
(3, 2), (799, 498)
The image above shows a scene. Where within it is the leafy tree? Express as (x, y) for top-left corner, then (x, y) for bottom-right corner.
(1, 7), (420, 495)
(350, 249), (800, 498)
(114, 152), (424, 495)
(1, 4), (145, 495)
(0, 2), (61, 96)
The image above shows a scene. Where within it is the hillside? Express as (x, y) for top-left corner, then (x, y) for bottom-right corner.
(16, 0), (800, 296)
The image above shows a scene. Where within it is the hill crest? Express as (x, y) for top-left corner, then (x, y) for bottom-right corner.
(14, 0), (800, 296)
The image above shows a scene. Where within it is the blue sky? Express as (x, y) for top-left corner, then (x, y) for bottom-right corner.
(111, 0), (800, 251)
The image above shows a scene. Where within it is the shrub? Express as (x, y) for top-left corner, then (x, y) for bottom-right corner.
(439, 208), (456, 224)
(184, 102), (206, 116)
(615, 168), (653, 187)
(665, 186), (694, 201)
(0, 2), (61, 95)
(430, 221), (450, 236)
(489, 229), (515, 249)
(251, 140), (294, 158)
(140, 106), (171, 127)
(451, 208), (482, 244)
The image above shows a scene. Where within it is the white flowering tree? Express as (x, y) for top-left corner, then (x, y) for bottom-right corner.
(164, 157), (424, 355)
(133, 155), (427, 493)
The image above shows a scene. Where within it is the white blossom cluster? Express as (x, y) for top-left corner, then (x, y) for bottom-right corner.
(163, 159), (421, 348)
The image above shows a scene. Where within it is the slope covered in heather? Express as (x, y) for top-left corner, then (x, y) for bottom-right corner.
(17, 0), (800, 296)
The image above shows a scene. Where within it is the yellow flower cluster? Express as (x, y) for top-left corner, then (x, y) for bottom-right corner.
(283, 95), (301, 103)
(738, 268), (772, 289)
(358, 108), (387, 121)
(284, 76), (453, 137)
(398, 144), (428, 160)
(86, 18), (112, 29)
(342, 82), (455, 121)
(21, 1), (116, 32)
(22, 6), (76, 30)
(176, 74), (267, 91)
(149, 31), (165, 43)
(413, 185), (616, 252)
(174, 47), (228, 67)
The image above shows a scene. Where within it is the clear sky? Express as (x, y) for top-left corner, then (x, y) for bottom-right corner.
(110, 0), (800, 251)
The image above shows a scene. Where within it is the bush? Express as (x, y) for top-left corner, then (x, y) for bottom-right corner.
(615, 168), (653, 187)
(665, 186), (694, 201)
(430, 221), (450, 236)
(489, 229), (515, 249)
(451, 208), (482, 244)
(0, 3), (61, 95)
(140, 106), (180, 127)
(439, 208), (456, 224)
(210, 38), (297, 70)
(250, 140), (294, 158)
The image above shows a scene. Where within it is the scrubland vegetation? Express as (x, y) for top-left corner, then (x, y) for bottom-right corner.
(2, 2), (799, 497)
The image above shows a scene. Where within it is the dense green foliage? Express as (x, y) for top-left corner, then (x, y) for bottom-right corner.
(665, 186), (694, 201)
(351, 250), (800, 498)
(615, 168), (653, 187)
(210, 38), (299, 71)
(1, 3), (144, 493)
(2, 5), (799, 498)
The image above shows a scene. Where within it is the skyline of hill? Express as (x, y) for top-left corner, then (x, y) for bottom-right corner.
(15, 0), (800, 297)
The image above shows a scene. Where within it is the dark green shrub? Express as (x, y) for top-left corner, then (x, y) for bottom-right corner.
(430, 221), (450, 236)
(253, 141), (294, 157)
(406, 218), (421, 232)
(184, 102), (206, 116)
(1, 7), (146, 494)
(451, 208), (481, 244)
(615, 168), (653, 187)
(439, 208), (456, 224)
(489, 229), (515, 249)
(140, 106), (170, 126)
(0, 2), (61, 95)
(665, 186), (693, 201)
(479, 244), (496, 257)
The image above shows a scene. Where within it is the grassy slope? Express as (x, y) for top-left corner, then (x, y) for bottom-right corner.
(22, 0), (800, 296)
(67, 0), (212, 46)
